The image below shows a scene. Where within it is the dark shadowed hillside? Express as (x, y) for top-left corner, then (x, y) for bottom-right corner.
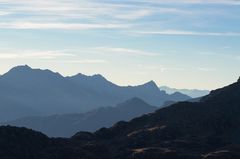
(0, 65), (190, 122)
(4, 98), (157, 137)
(0, 79), (240, 159)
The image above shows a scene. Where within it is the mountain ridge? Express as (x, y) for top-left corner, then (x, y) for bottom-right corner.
(0, 65), (191, 122)
(4, 97), (158, 137)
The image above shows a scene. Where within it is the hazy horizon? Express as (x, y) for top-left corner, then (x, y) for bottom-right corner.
(0, 0), (239, 90)
(0, 64), (231, 91)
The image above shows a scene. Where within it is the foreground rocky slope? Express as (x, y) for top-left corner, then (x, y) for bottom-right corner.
(1, 79), (240, 159)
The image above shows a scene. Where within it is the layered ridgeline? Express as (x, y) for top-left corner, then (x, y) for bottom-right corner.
(0, 65), (190, 122)
(4, 98), (157, 137)
(159, 86), (210, 98)
(0, 78), (240, 159)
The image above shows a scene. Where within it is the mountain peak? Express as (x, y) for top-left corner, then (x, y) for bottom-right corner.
(9, 65), (32, 72)
(238, 76), (240, 83)
(70, 73), (88, 79)
(142, 80), (158, 88)
(71, 73), (106, 80)
(92, 74), (106, 80)
(137, 80), (163, 95)
(2, 65), (63, 81)
(2, 65), (33, 77)
(146, 80), (156, 85)
(124, 97), (147, 105)
(116, 97), (151, 108)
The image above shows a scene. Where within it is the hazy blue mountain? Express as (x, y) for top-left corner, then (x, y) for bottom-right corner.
(0, 65), (92, 121)
(4, 97), (157, 137)
(0, 97), (38, 122)
(0, 65), (190, 122)
(159, 85), (210, 98)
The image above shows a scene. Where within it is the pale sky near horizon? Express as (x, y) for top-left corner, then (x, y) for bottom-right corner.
(0, 0), (239, 90)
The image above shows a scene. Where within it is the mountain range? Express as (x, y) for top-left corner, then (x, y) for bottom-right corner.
(0, 65), (190, 122)
(0, 78), (240, 159)
(4, 97), (157, 137)
(159, 86), (210, 98)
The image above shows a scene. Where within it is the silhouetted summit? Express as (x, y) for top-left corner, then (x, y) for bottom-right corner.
(9, 64), (31, 72)
(141, 80), (158, 88)
(3, 65), (63, 80)
(0, 79), (240, 158)
(70, 73), (108, 82)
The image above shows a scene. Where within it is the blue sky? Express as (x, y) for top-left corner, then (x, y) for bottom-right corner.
(0, 0), (239, 89)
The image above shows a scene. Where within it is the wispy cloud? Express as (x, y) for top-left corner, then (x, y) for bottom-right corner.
(0, 0), (226, 31)
(0, 0), (238, 35)
(198, 51), (240, 61)
(113, 9), (153, 20)
(134, 30), (240, 36)
(0, 49), (108, 64)
(137, 64), (186, 72)
(197, 67), (216, 72)
(135, 0), (240, 5)
(0, 22), (131, 30)
(160, 67), (186, 72)
(137, 64), (218, 73)
(0, 50), (74, 59)
(59, 59), (107, 64)
(0, 11), (10, 16)
(90, 47), (160, 56)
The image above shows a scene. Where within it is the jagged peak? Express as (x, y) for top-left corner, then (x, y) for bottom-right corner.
(9, 65), (32, 72)
(145, 80), (156, 85)
(238, 76), (240, 83)
(71, 73), (87, 78)
(92, 74), (106, 80)
(70, 73), (107, 81)
(3, 65), (63, 78)
(4, 65), (33, 76)
(142, 80), (158, 88)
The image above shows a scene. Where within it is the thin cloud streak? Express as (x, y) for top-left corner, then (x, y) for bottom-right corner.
(0, 22), (131, 30)
(135, 30), (240, 36)
(197, 67), (216, 72)
(113, 9), (153, 20)
(135, 0), (240, 5)
(91, 47), (160, 56)
(0, 0), (238, 33)
(60, 59), (108, 64)
(0, 49), (108, 64)
(0, 50), (75, 59)
(0, 11), (10, 16)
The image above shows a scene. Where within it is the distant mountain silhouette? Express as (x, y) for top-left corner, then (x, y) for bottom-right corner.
(0, 65), (190, 122)
(0, 78), (240, 159)
(4, 97), (157, 137)
(160, 85), (210, 98)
